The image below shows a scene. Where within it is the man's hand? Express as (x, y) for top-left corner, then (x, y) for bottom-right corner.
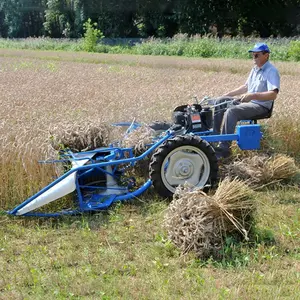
(240, 93), (254, 102)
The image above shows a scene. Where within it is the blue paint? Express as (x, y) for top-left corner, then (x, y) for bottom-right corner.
(8, 122), (262, 217)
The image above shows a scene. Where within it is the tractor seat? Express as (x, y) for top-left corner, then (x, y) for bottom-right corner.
(251, 102), (274, 124)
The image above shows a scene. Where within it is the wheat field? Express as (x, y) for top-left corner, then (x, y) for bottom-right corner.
(0, 49), (300, 209)
(0, 49), (300, 299)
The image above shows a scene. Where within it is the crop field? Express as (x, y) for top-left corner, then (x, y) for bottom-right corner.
(0, 49), (300, 299)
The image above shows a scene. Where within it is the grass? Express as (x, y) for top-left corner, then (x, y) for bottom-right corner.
(0, 49), (300, 299)
(0, 36), (299, 61)
(1, 194), (300, 299)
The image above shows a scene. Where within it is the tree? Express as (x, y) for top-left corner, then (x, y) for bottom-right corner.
(236, 0), (300, 37)
(44, 0), (75, 37)
(95, 0), (137, 37)
(1, 0), (46, 38)
(0, 0), (300, 39)
(135, 0), (178, 37)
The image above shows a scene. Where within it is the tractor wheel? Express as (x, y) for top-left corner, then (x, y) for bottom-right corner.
(149, 135), (218, 198)
(148, 121), (171, 135)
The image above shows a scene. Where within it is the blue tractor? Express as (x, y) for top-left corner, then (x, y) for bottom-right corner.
(8, 98), (262, 217)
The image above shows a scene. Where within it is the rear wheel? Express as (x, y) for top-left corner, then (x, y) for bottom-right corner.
(149, 135), (218, 197)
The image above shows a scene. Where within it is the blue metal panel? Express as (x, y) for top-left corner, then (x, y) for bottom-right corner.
(200, 134), (239, 142)
(236, 125), (262, 150)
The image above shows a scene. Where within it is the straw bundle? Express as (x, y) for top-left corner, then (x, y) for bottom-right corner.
(164, 178), (255, 259)
(49, 123), (157, 178)
(50, 122), (156, 153)
(50, 123), (112, 152)
(121, 125), (156, 155)
(221, 154), (298, 186)
(220, 155), (268, 185)
(121, 125), (157, 178)
(264, 154), (298, 181)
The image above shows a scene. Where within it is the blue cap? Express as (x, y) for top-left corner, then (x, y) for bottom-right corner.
(248, 43), (270, 53)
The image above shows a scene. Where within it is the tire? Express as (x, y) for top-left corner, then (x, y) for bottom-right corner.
(149, 135), (218, 198)
(149, 121), (171, 135)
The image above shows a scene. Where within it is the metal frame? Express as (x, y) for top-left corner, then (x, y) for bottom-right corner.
(7, 98), (263, 217)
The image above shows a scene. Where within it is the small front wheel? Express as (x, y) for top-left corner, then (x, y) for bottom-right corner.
(149, 135), (218, 197)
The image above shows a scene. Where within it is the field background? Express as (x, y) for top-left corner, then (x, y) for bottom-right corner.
(0, 49), (300, 299)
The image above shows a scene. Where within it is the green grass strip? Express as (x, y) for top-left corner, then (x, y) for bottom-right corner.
(0, 36), (299, 61)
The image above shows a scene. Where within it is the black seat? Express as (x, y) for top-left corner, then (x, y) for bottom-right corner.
(251, 102), (274, 124)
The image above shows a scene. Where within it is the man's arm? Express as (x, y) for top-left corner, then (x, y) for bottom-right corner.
(223, 84), (248, 97)
(241, 67), (280, 102)
(240, 89), (278, 102)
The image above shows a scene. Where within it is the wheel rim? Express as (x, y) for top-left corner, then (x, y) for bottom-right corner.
(161, 145), (211, 193)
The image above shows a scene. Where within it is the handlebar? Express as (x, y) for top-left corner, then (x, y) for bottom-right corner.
(198, 96), (241, 109)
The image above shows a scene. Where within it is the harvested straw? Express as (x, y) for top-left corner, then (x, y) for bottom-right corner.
(50, 122), (156, 154)
(49, 123), (157, 178)
(121, 125), (156, 155)
(221, 154), (298, 186)
(50, 123), (110, 152)
(121, 125), (157, 178)
(264, 154), (298, 181)
(164, 178), (255, 259)
(49, 122), (126, 152)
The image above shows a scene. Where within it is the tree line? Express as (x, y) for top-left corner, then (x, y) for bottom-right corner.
(0, 0), (300, 39)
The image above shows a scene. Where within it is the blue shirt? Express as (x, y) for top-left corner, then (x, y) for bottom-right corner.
(246, 61), (280, 110)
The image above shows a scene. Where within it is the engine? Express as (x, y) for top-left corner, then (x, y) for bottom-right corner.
(172, 104), (213, 132)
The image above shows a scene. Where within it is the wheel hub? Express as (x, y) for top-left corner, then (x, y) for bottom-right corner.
(174, 159), (194, 179)
(165, 150), (204, 187)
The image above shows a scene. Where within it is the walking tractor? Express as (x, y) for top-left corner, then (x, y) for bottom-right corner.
(8, 97), (263, 217)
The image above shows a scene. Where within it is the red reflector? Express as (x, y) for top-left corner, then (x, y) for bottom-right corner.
(191, 114), (201, 123)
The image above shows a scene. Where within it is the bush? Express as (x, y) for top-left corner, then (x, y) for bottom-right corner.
(134, 39), (170, 56)
(82, 18), (104, 52)
(287, 41), (300, 61)
(0, 36), (297, 62)
(183, 38), (218, 58)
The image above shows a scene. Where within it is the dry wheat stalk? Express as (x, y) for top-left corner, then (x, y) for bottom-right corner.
(48, 121), (156, 153)
(221, 154), (298, 186)
(0, 54), (299, 209)
(121, 125), (156, 154)
(164, 178), (255, 259)
(264, 154), (298, 180)
(1, 55), (299, 160)
(48, 122), (157, 178)
(49, 123), (110, 152)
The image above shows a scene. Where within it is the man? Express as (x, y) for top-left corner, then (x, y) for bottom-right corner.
(213, 42), (280, 159)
